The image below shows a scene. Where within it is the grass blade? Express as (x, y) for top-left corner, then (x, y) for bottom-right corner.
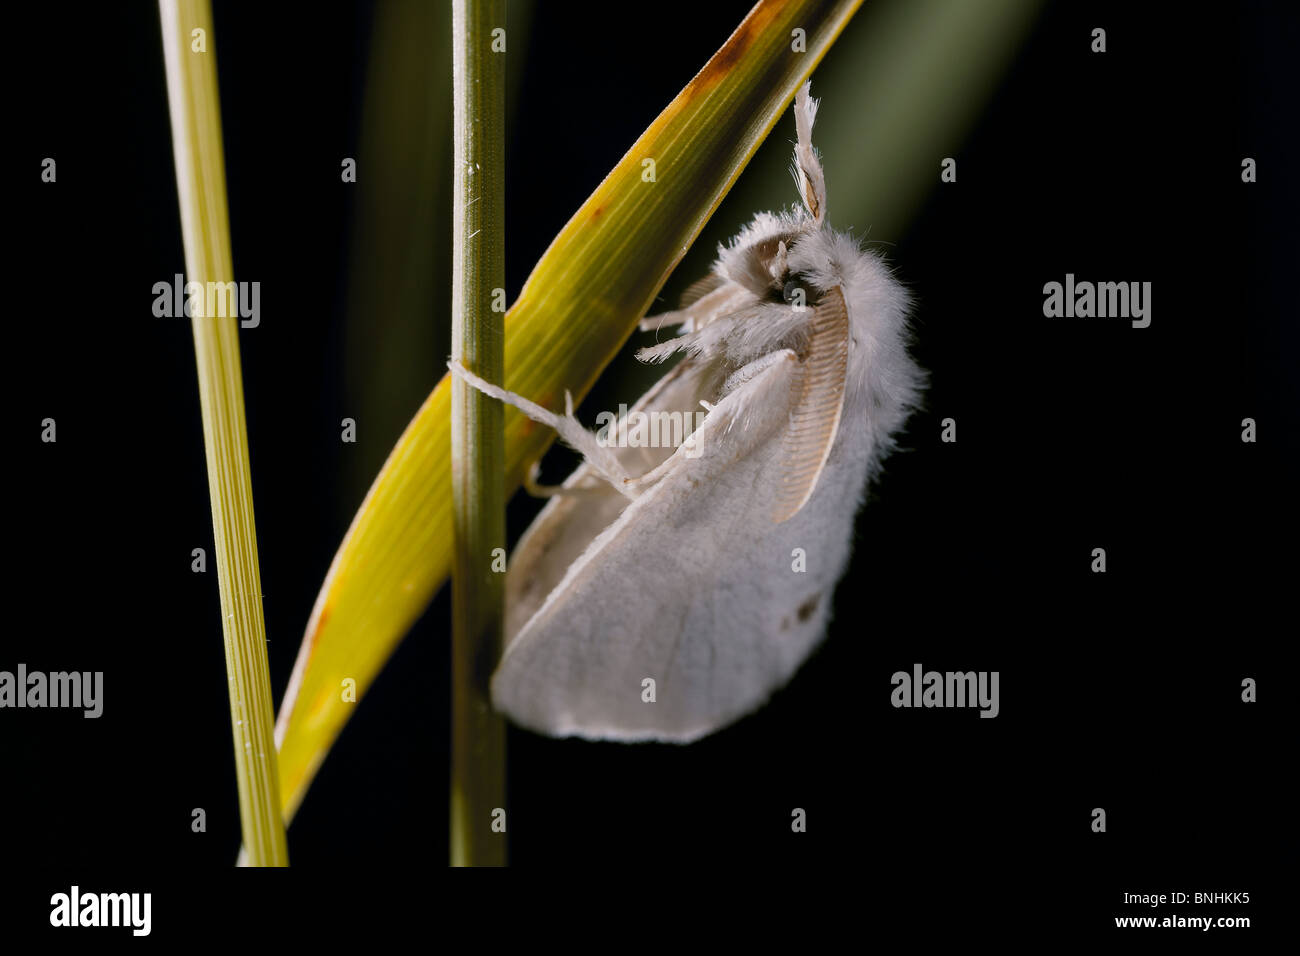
(450, 0), (507, 867)
(158, 0), (288, 865)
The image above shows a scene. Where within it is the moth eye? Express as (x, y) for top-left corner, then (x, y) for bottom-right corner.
(782, 275), (811, 305)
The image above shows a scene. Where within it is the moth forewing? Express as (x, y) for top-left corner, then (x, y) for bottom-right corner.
(502, 357), (716, 639)
(492, 353), (809, 741)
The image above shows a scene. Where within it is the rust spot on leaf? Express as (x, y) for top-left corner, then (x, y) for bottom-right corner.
(304, 601), (332, 658)
(686, 2), (780, 96)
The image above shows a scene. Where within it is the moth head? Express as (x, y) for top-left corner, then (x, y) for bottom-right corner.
(721, 82), (828, 304)
(727, 231), (799, 298)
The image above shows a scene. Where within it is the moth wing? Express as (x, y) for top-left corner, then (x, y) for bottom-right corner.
(495, 351), (830, 742)
(506, 357), (721, 639)
(773, 286), (850, 522)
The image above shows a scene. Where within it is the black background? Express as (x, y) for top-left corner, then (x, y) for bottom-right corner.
(3, 0), (1294, 940)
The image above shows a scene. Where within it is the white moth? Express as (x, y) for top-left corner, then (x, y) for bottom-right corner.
(452, 82), (924, 742)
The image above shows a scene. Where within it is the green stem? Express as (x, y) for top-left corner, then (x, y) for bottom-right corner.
(450, 0), (507, 867)
(158, 0), (288, 866)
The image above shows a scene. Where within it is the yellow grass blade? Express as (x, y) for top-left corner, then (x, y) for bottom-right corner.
(273, 0), (864, 823)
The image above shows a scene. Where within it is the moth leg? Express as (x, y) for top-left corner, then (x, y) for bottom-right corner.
(448, 361), (636, 499)
(634, 331), (697, 364)
(720, 347), (800, 396)
(636, 306), (751, 364)
(638, 282), (751, 336)
(637, 301), (806, 367)
(522, 463), (569, 502)
(621, 444), (691, 494)
(522, 461), (564, 497)
(522, 461), (611, 499)
(639, 275), (724, 332)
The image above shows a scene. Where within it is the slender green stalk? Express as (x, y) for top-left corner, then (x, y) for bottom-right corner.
(450, 0), (507, 867)
(159, 0), (288, 866)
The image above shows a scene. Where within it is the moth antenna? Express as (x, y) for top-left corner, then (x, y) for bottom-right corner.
(792, 81), (827, 224)
(772, 286), (849, 522)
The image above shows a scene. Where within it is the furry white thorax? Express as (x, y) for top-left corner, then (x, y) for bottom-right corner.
(707, 209), (923, 479)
